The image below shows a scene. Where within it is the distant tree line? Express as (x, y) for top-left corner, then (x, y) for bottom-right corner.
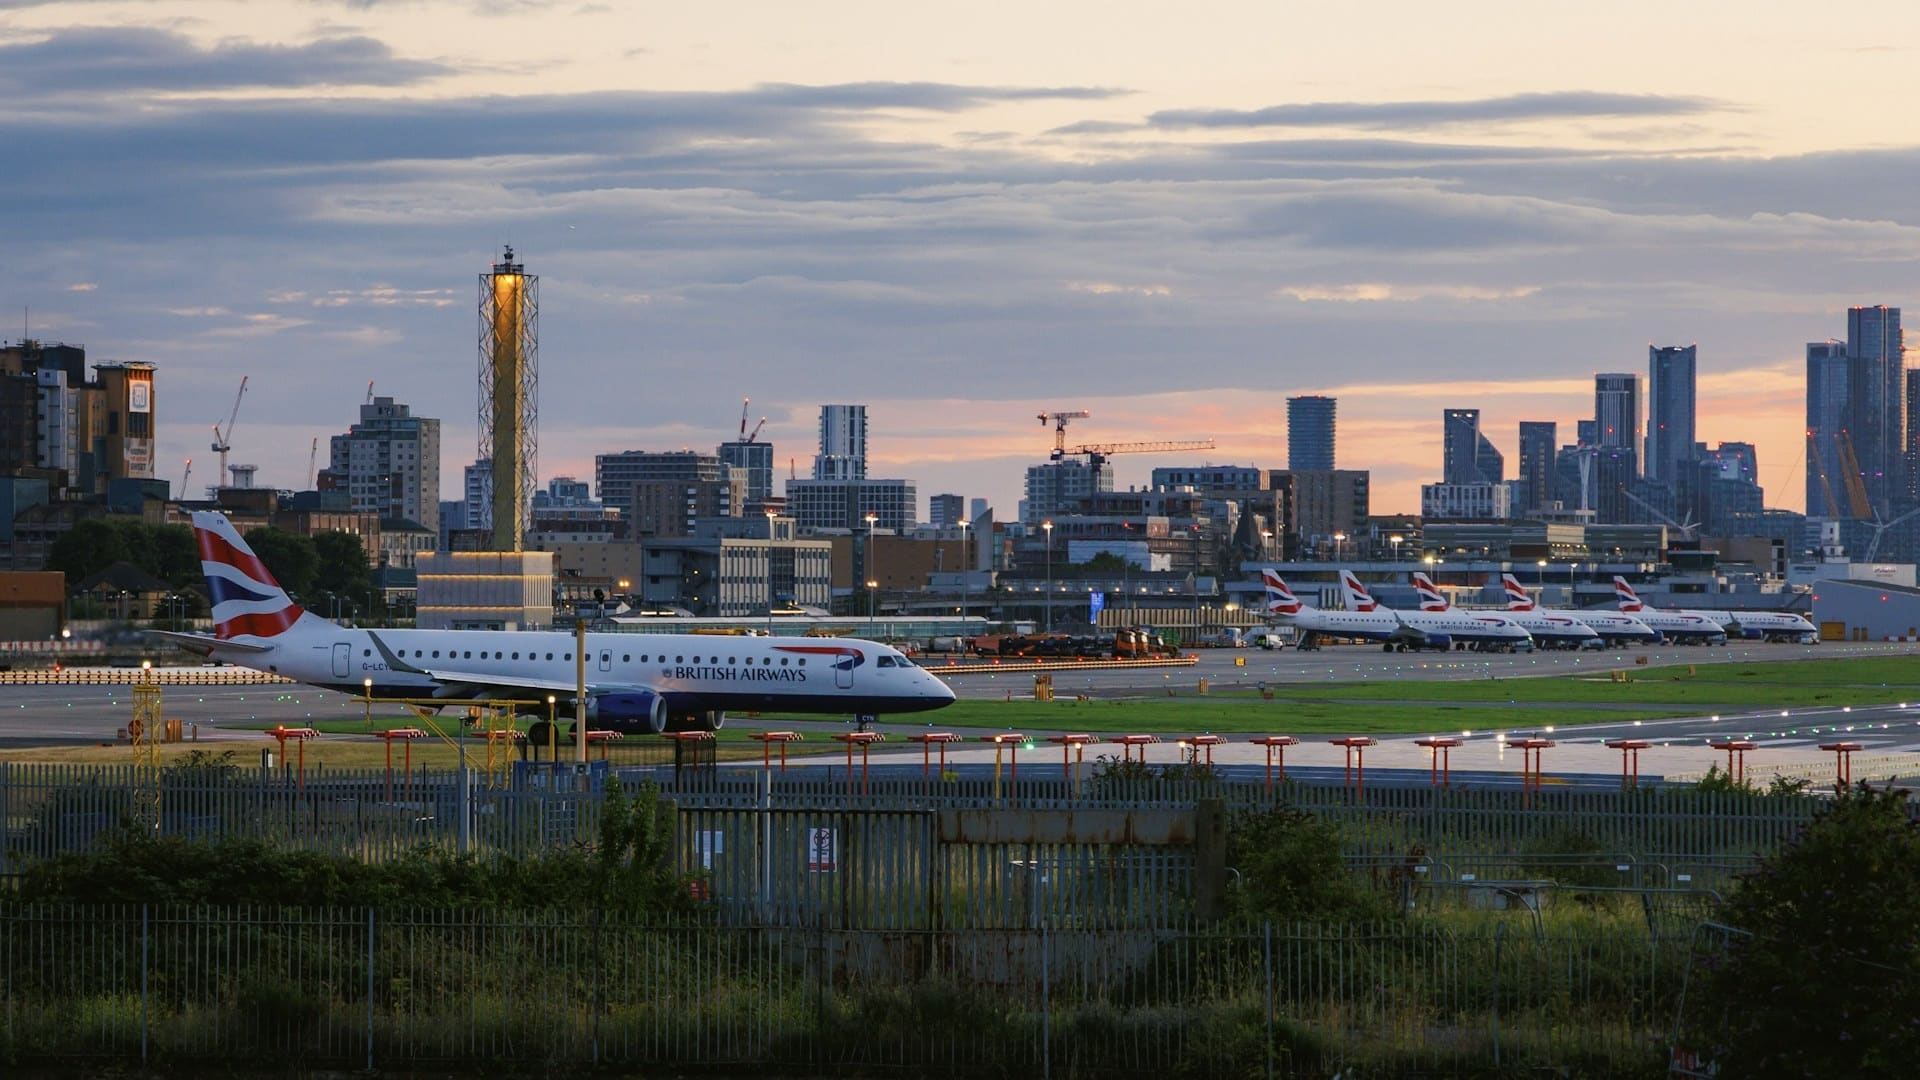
(48, 519), (373, 619)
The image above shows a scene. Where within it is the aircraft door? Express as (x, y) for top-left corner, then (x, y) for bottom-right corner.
(835, 650), (855, 690)
(332, 643), (350, 679)
(599, 649), (613, 672)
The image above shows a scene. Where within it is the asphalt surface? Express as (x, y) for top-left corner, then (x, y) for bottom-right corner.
(4, 639), (1917, 787)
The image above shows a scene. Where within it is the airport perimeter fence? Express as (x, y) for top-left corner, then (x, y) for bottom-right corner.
(0, 761), (1841, 929)
(0, 903), (1692, 1077)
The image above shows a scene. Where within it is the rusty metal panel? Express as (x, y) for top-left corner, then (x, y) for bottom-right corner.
(937, 807), (1195, 845)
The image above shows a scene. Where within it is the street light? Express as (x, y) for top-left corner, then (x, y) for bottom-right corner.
(1332, 531), (1347, 564)
(1389, 534), (1403, 562)
(1536, 558), (1548, 590)
(957, 518), (971, 624)
(1042, 520), (1054, 633)
(866, 579), (878, 630)
(764, 510), (777, 636)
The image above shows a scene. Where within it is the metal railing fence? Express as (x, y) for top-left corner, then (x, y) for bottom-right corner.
(0, 904), (1688, 1077)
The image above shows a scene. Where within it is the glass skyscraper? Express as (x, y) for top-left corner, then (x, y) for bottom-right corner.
(1286, 395), (1336, 470)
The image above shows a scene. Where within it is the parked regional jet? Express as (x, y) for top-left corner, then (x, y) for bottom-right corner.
(1497, 574), (1661, 645)
(1609, 576), (1729, 645)
(1409, 572), (1600, 649)
(150, 512), (955, 733)
(1337, 571), (1534, 652)
(1260, 570), (1402, 650)
(1612, 576), (1804, 641)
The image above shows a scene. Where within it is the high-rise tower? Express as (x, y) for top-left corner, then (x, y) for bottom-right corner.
(1442, 408), (1503, 485)
(1594, 373), (1641, 477)
(479, 247), (537, 551)
(1646, 346), (1696, 484)
(1517, 421), (1557, 514)
(1848, 305), (1903, 515)
(1806, 340), (1850, 518)
(813, 404), (867, 481)
(1286, 395), (1336, 470)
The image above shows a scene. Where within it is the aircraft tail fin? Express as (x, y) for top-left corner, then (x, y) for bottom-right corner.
(1262, 569), (1303, 616)
(1500, 573), (1537, 611)
(1409, 572), (1450, 612)
(1337, 569), (1379, 612)
(1612, 575), (1645, 612)
(192, 511), (311, 641)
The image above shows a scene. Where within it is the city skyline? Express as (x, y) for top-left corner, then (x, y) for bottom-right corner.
(6, 3), (1920, 515)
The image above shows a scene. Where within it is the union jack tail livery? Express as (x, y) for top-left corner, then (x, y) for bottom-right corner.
(1262, 569), (1302, 616)
(1613, 576), (1646, 612)
(193, 511), (308, 639)
(1409, 572), (1450, 612)
(1500, 573), (1537, 611)
(1338, 570), (1380, 612)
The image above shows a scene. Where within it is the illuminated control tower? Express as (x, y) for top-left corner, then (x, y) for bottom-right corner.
(479, 247), (538, 551)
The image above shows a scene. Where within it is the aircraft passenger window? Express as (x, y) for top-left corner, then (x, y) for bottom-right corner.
(464, 652), (471, 659)
(780, 658), (789, 665)
(363, 649), (371, 657)
(622, 654), (630, 662)
(798, 659), (806, 666)
(675, 656), (683, 663)
(432, 651), (440, 659)
(727, 657), (735, 665)
(512, 652), (520, 660)
(546, 653), (554, 661)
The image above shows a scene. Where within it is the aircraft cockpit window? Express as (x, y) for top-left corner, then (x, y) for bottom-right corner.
(876, 656), (897, 668)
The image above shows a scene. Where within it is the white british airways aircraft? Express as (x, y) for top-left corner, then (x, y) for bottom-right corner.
(1338, 570), (1534, 652)
(150, 512), (955, 732)
(1610, 576), (1729, 645)
(1260, 570), (1403, 650)
(1410, 572), (1600, 649)
(1497, 573), (1661, 645)
(1612, 578), (1814, 643)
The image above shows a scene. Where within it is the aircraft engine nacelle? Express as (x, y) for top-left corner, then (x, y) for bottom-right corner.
(1423, 634), (1452, 651)
(588, 691), (667, 734)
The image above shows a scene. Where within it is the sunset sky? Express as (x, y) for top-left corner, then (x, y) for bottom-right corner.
(6, 2), (1920, 516)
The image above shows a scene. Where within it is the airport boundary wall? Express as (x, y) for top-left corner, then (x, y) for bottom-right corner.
(0, 762), (1848, 924)
(0, 903), (1689, 1077)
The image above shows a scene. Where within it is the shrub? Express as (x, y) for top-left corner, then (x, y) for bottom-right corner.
(1686, 784), (1920, 1078)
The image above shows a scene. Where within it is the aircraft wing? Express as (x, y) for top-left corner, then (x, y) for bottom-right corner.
(146, 630), (273, 656)
(1384, 612), (1431, 645)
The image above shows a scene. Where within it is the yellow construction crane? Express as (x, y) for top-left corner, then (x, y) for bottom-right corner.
(1836, 429), (1873, 518)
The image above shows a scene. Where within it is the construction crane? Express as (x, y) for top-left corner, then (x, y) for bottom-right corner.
(178, 458), (191, 498)
(737, 398), (767, 443)
(307, 437), (319, 489)
(1835, 429), (1873, 519)
(209, 376), (248, 491)
(1038, 410), (1093, 460)
(365, 380), (375, 405)
(1807, 430), (1842, 519)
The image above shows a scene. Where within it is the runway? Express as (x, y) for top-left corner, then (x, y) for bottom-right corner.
(3, 640), (1916, 788)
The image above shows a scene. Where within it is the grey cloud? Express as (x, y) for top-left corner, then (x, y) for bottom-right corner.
(1149, 91), (1722, 130)
(0, 27), (450, 93)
